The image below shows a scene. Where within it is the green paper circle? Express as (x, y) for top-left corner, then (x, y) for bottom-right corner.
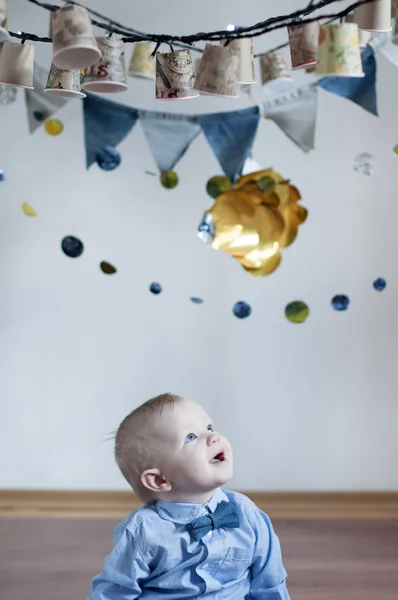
(206, 175), (231, 199)
(285, 301), (309, 324)
(160, 170), (179, 189)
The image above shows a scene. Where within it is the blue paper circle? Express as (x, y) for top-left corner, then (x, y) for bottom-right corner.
(150, 282), (162, 295)
(96, 146), (121, 171)
(331, 295), (350, 311)
(33, 110), (47, 122)
(373, 278), (386, 291)
(190, 297), (204, 304)
(61, 236), (84, 258)
(0, 169), (4, 181)
(233, 301), (252, 319)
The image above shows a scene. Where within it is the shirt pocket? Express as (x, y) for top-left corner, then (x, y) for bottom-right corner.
(213, 547), (253, 584)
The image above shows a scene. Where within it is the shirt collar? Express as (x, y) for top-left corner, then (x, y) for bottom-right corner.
(154, 487), (228, 525)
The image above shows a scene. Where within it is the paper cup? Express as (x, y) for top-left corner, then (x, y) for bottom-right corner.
(0, 0), (9, 42)
(356, 0), (392, 32)
(260, 52), (295, 93)
(194, 43), (239, 98)
(288, 21), (320, 70)
(0, 41), (34, 89)
(156, 49), (198, 100)
(82, 37), (128, 93)
(345, 12), (374, 47)
(44, 64), (86, 98)
(194, 57), (202, 75)
(316, 23), (364, 77)
(52, 5), (101, 70)
(223, 38), (255, 84)
(128, 42), (156, 79)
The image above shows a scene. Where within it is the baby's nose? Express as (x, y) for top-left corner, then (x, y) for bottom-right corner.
(207, 432), (220, 445)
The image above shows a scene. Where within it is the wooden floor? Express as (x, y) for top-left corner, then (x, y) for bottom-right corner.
(0, 518), (397, 600)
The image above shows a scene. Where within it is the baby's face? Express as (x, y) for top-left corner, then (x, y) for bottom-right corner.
(151, 399), (233, 501)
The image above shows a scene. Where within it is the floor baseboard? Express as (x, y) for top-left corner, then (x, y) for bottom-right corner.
(0, 490), (397, 519)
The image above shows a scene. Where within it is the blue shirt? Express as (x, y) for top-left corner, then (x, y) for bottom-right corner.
(88, 488), (290, 600)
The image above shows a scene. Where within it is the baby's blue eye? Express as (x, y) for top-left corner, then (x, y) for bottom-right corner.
(207, 425), (214, 432)
(185, 433), (197, 442)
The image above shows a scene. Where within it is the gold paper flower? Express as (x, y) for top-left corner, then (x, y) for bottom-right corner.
(201, 169), (307, 276)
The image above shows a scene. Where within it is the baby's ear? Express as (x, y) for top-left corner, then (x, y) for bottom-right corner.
(141, 469), (172, 493)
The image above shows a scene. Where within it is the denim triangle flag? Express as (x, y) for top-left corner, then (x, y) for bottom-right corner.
(197, 106), (260, 182)
(25, 64), (68, 134)
(139, 110), (201, 173)
(318, 46), (378, 116)
(263, 83), (318, 152)
(83, 94), (139, 168)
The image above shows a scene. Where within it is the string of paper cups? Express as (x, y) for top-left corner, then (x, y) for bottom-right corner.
(0, 0), (395, 99)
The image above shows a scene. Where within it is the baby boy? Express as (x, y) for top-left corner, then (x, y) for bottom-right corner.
(88, 393), (290, 599)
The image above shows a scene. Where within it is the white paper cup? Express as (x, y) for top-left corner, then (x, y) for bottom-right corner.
(288, 21), (320, 70)
(0, 41), (34, 89)
(223, 38), (256, 84)
(261, 52), (295, 93)
(82, 37), (128, 93)
(52, 5), (101, 70)
(356, 0), (392, 32)
(44, 64), (86, 98)
(156, 49), (198, 100)
(194, 43), (239, 98)
(128, 42), (157, 79)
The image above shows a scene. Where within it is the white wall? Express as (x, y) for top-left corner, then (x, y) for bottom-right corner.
(0, 0), (397, 491)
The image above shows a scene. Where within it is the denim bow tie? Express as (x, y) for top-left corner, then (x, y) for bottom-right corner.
(186, 501), (240, 541)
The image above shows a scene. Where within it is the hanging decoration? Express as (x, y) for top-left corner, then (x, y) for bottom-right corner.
(222, 38), (255, 84)
(316, 23), (364, 77)
(287, 21), (320, 70)
(44, 117), (63, 135)
(318, 46), (378, 116)
(0, 83), (17, 104)
(373, 277), (386, 290)
(263, 83), (318, 153)
(61, 236), (84, 258)
(96, 146), (121, 171)
(100, 261), (117, 274)
(0, 40), (34, 89)
(194, 43), (239, 98)
(155, 49), (198, 100)
(0, 0), (8, 42)
(149, 282), (162, 294)
(331, 294), (350, 311)
(0, 169), (4, 181)
(51, 5), (101, 70)
(82, 36), (128, 94)
(22, 203), (37, 216)
(260, 53), (295, 94)
(140, 110), (200, 173)
(197, 106), (260, 182)
(353, 152), (375, 175)
(285, 301), (310, 323)
(190, 297), (204, 304)
(128, 42), (156, 79)
(206, 176), (232, 199)
(356, 0), (392, 33)
(44, 64), (86, 98)
(160, 170), (179, 188)
(198, 169), (307, 277)
(82, 93), (138, 168)
(233, 301), (252, 319)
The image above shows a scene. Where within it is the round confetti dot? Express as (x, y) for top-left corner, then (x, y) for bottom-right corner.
(33, 110), (47, 122)
(100, 261), (117, 275)
(285, 301), (309, 324)
(160, 170), (178, 189)
(96, 146), (121, 171)
(0, 169), (4, 181)
(150, 282), (162, 294)
(394, 145), (398, 155)
(22, 203), (37, 217)
(233, 301), (252, 319)
(206, 175), (231, 199)
(331, 294), (350, 311)
(190, 297), (204, 304)
(45, 118), (64, 136)
(61, 236), (84, 259)
(373, 278), (386, 291)
(0, 84), (17, 106)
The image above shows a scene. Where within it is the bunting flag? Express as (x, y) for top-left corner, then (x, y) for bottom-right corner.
(139, 110), (201, 173)
(318, 46), (378, 116)
(83, 93), (139, 168)
(263, 83), (318, 153)
(25, 64), (68, 133)
(197, 106), (260, 182)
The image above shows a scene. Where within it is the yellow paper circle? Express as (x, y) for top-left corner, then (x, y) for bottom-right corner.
(160, 170), (178, 189)
(45, 118), (64, 136)
(22, 203), (37, 217)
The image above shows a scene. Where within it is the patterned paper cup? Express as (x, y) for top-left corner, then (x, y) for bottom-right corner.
(356, 0), (392, 32)
(82, 37), (128, 93)
(315, 23), (364, 77)
(223, 38), (256, 84)
(260, 52), (295, 93)
(128, 42), (157, 79)
(288, 21), (320, 70)
(156, 49), (198, 100)
(0, 0), (9, 42)
(0, 41), (34, 89)
(52, 5), (101, 70)
(345, 12), (373, 47)
(44, 64), (86, 98)
(194, 43), (239, 98)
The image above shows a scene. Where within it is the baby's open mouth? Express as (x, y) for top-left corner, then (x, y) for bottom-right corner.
(209, 451), (226, 464)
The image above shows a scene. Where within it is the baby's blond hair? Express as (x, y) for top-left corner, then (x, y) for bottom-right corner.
(115, 393), (183, 500)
